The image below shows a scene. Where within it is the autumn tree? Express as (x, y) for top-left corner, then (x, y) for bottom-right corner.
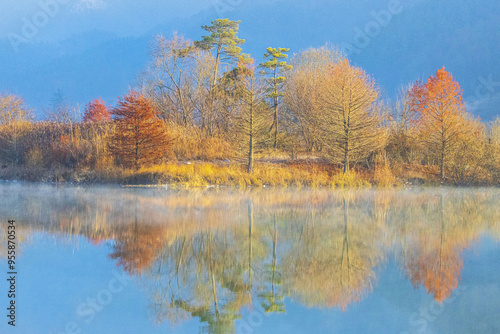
(448, 114), (487, 185)
(488, 117), (500, 146)
(259, 47), (292, 149)
(318, 60), (386, 173)
(0, 93), (33, 165)
(83, 98), (111, 122)
(283, 45), (344, 153)
(0, 93), (33, 125)
(386, 85), (421, 164)
(409, 67), (469, 179)
(110, 91), (171, 170)
(484, 117), (500, 182)
(140, 33), (197, 125)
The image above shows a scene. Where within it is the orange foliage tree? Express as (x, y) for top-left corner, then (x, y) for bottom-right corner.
(409, 67), (470, 178)
(83, 98), (111, 122)
(110, 91), (172, 170)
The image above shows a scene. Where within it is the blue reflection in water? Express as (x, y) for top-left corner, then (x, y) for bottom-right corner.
(0, 184), (499, 334)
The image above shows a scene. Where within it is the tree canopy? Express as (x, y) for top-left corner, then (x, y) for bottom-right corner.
(110, 91), (171, 170)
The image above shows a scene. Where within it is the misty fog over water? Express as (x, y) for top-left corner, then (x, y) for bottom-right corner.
(1, 183), (499, 333)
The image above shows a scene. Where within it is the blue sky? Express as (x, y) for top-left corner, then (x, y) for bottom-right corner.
(1, 0), (213, 41)
(1, 0), (499, 120)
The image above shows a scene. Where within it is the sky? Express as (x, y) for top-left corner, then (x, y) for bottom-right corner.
(1, 0), (499, 120)
(1, 0), (213, 42)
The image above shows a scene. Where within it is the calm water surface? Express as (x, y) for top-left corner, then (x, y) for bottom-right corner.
(0, 183), (499, 334)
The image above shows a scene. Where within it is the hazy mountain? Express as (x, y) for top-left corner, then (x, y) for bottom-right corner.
(0, 0), (499, 120)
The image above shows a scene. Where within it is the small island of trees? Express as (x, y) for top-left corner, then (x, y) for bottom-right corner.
(1, 19), (499, 187)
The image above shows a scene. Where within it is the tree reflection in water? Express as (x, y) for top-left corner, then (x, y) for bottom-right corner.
(1, 185), (499, 333)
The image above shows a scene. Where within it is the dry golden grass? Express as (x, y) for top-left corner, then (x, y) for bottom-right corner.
(1, 159), (496, 188)
(167, 123), (234, 161)
(372, 164), (398, 187)
(391, 163), (442, 185)
(2, 120), (498, 187)
(116, 162), (374, 188)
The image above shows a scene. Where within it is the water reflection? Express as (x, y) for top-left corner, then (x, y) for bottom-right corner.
(1, 185), (499, 333)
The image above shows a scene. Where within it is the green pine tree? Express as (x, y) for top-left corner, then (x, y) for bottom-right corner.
(195, 19), (251, 136)
(259, 47), (292, 149)
(195, 19), (251, 87)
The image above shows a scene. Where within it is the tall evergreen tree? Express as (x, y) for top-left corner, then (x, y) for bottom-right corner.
(195, 19), (250, 87)
(195, 19), (250, 136)
(259, 47), (292, 149)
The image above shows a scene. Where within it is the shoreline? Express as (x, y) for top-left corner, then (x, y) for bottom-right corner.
(1, 161), (494, 188)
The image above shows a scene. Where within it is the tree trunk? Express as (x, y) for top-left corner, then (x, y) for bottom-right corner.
(213, 45), (222, 88)
(273, 67), (279, 149)
(248, 96), (254, 173)
(343, 141), (350, 174)
(440, 145), (445, 179)
(274, 98), (278, 149)
(135, 139), (139, 171)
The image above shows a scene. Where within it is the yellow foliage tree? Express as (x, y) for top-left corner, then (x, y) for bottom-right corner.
(318, 60), (386, 173)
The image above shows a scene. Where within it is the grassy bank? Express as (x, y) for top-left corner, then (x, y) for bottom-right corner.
(0, 160), (454, 188)
(1, 120), (498, 188)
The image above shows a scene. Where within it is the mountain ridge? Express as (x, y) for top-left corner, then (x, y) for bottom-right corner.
(0, 0), (498, 120)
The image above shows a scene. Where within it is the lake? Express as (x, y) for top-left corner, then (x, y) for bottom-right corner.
(1, 183), (499, 334)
